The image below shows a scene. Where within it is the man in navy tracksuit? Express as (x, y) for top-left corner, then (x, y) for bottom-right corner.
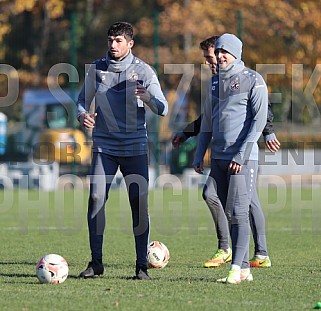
(193, 34), (268, 284)
(77, 22), (168, 280)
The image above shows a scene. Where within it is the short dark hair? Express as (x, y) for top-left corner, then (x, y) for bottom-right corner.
(107, 22), (134, 41)
(199, 36), (220, 50)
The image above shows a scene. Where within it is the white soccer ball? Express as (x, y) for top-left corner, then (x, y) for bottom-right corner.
(147, 241), (170, 269)
(36, 254), (68, 284)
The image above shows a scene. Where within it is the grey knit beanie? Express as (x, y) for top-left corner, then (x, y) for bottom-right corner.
(214, 33), (243, 59)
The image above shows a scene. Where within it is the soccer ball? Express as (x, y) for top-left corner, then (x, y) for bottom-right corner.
(147, 241), (170, 268)
(36, 254), (68, 284)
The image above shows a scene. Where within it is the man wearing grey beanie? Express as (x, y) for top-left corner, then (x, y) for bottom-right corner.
(193, 33), (269, 284)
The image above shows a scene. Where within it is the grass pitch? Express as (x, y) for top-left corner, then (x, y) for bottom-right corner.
(0, 186), (321, 311)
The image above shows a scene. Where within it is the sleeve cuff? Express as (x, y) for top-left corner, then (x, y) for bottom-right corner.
(263, 133), (276, 142)
(77, 111), (87, 121)
(232, 152), (244, 165)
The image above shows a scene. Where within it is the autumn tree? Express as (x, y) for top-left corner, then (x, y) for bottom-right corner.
(0, 0), (111, 119)
(136, 0), (321, 130)
(1, 0), (321, 131)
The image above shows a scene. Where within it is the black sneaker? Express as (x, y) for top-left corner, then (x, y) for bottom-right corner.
(79, 261), (104, 278)
(133, 267), (151, 280)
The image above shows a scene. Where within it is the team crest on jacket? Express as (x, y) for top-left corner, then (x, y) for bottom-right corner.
(230, 79), (240, 90)
(128, 71), (139, 81)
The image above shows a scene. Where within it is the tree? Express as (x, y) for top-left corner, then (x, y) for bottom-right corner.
(135, 0), (321, 129)
(1, 0), (321, 130)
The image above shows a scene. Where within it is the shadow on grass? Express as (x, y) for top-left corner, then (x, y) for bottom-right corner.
(102, 275), (218, 282)
(0, 261), (36, 265)
(0, 261), (46, 284)
(0, 261), (36, 283)
(71, 274), (134, 280)
(0, 272), (38, 285)
(165, 276), (217, 282)
(0, 272), (34, 278)
(34, 274), (217, 282)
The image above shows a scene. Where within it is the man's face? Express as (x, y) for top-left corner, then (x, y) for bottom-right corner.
(215, 48), (236, 69)
(108, 35), (134, 60)
(202, 46), (217, 75)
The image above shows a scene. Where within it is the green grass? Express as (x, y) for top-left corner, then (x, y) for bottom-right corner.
(0, 187), (321, 311)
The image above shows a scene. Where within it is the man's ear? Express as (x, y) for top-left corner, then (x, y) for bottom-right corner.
(128, 39), (134, 49)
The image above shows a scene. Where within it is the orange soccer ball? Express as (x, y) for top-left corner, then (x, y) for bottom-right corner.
(147, 241), (170, 269)
(36, 254), (68, 284)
